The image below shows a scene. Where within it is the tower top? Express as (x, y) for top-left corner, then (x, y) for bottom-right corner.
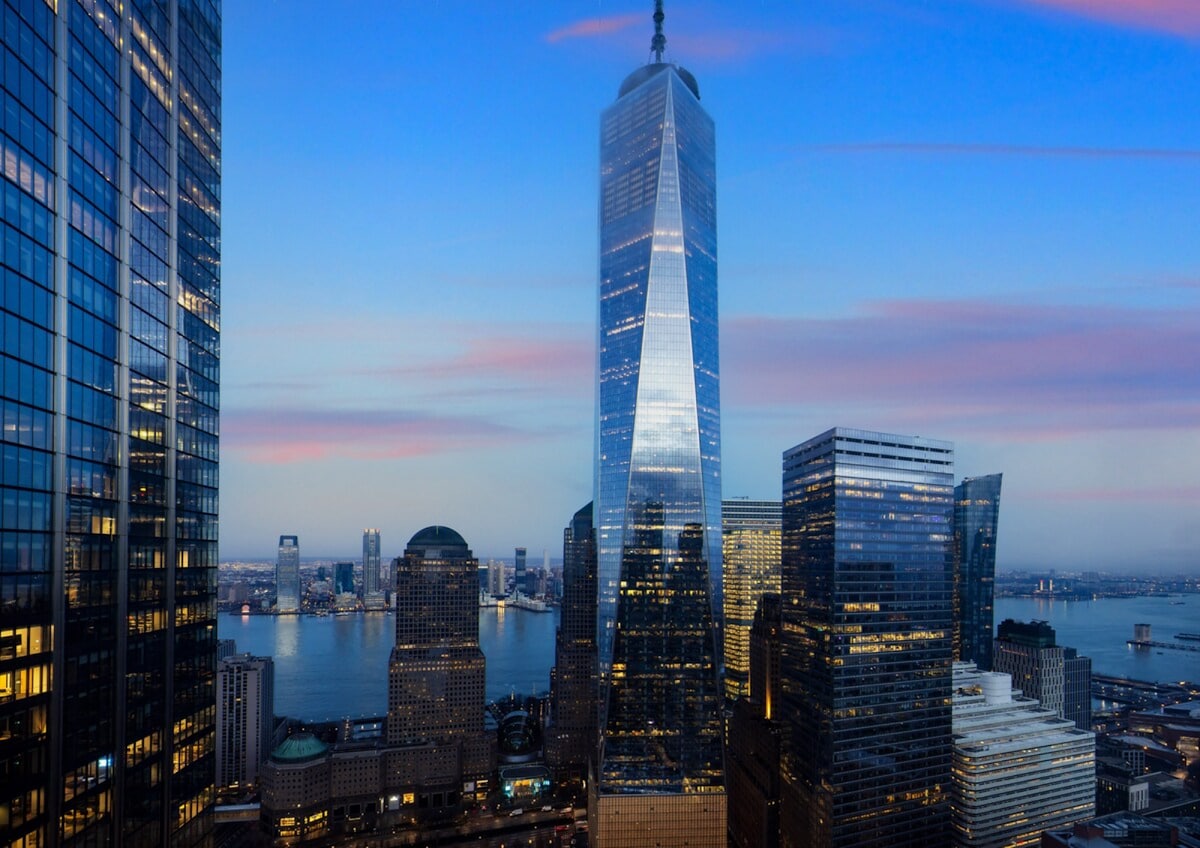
(651, 0), (666, 63)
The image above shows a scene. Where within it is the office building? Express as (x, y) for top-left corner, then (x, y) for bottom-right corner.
(727, 594), (784, 848)
(1064, 647), (1093, 731)
(0, 1), (220, 845)
(780, 428), (955, 848)
(993, 619), (1092, 729)
(953, 473), (1002, 669)
(277, 535), (301, 613)
(514, 546), (528, 596)
(217, 654), (276, 792)
(546, 503), (598, 784)
(362, 528), (384, 608)
(334, 561), (354, 596)
(950, 662), (1095, 848)
(591, 6), (725, 844)
(487, 558), (505, 597)
(722, 499), (781, 701)
(387, 526), (491, 814)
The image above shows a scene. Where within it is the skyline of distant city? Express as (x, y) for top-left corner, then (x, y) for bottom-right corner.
(219, 2), (1197, 568)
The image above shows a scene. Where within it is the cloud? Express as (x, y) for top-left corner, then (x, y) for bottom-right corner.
(723, 297), (1200, 440)
(545, 13), (643, 44)
(1008, 0), (1200, 38)
(801, 141), (1200, 160)
(367, 335), (593, 399)
(222, 408), (533, 464)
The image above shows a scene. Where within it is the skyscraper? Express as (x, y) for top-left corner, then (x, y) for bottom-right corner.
(950, 662), (1095, 847)
(722, 499), (782, 701)
(592, 5), (725, 843)
(993, 619), (1092, 730)
(514, 545), (528, 596)
(387, 526), (492, 815)
(0, 2), (220, 845)
(546, 503), (598, 784)
(334, 561), (354, 596)
(780, 428), (955, 848)
(276, 535), (300, 612)
(954, 473), (1002, 669)
(362, 527), (382, 599)
(217, 654), (276, 792)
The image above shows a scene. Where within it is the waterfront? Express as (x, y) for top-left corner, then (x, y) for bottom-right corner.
(218, 606), (559, 721)
(219, 593), (1198, 721)
(995, 594), (1200, 684)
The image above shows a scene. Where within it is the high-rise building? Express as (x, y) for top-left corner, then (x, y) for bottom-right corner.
(362, 527), (382, 596)
(334, 561), (354, 596)
(950, 662), (1095, 848)
(0, 2), (220, 845)
(387, 526), (491, 815)
(546, 503), (598, 784)
(514, 546), (528, 596)
(487, 558), (505, 597)
(954, 474), (1003, 669)
(727, 594), (784, 848)
(217, 654), (276, 791)
(780, 428), (955, 848)
(591, 6), (725, 844)
(1063, 647), (1092, 731)
(276, 535), (300, 612)
(993, 619), (1092, 731)
(722, 499), (782, 701)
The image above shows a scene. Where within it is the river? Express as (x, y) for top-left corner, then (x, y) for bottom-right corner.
(218, 606), (559, 722)
(218, 593), (1198, 722)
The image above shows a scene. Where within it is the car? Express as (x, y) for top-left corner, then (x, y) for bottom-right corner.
(509, 808), (523, 817)
(541, 804), (553, 812)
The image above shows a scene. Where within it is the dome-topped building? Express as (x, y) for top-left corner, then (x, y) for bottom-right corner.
(405, 525), (469, 555)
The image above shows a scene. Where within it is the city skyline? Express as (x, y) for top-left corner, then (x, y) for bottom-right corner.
(220, 2), (1198, 570)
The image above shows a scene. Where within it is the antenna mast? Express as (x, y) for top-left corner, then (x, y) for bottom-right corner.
(651, 0), (666, 63)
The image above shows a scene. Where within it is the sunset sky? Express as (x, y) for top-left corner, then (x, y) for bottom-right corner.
(219, 1), (1199, 569)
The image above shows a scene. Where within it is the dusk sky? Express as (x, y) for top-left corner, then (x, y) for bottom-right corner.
(219, 1), (1199, 570)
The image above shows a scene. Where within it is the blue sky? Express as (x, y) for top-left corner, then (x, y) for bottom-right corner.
(219, 1), (1199, 570)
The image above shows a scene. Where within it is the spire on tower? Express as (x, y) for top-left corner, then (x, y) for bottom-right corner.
(651, 0), (666, 63)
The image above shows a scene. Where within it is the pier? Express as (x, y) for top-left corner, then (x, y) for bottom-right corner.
(1126, 639), (1200, 653)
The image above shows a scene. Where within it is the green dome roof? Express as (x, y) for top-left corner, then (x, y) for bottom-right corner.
(270, 732), (328, 764)
(407, 525), (467, 549)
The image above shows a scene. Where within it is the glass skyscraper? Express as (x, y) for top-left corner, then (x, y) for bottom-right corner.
(362, 527), (381, 596)
(591, 9), (724, 844)
(0, 1), (221, 845)
(722, 499), (781, 702)
(954, 473), (1002, 669)
(780, 429), (954, 848)
(275, 534), (299, 612)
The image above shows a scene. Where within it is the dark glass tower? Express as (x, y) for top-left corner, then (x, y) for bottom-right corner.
(0, 2), (220, 846)
(546, 503), (597, 784)
(387, 526), (490, 812)
(780, 429), (955, 848)
(275, 534), (299, 612)
(953, 473), (1002, 669)
(591, 5), (724, 843)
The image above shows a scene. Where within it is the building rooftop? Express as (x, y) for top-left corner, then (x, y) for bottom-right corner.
(269, 732), (329, 764)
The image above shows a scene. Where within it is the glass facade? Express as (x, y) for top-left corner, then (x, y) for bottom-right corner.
(545, 502), (597, 780)
(0, 1), (220, 845)
(780, 428), (954, 848)
(361, 528), (381, 596)
(953, 473), (1002, 669)
(594, 59), (723, 796)
(722, 499), (781, 702)
(275, 534), (298, 612)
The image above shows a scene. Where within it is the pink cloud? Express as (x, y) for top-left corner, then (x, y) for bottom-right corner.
(1010, 0), (1200, 38)
(370, 336), (592, 397)
(545, 14), (643, 44)
(803, 142), (1200, 160)
(223, 408), (532, 465)
(723, 297), (1200, 440)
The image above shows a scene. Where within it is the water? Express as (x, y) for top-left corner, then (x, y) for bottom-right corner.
(994, 594), (1200, 684)
(218, 606), (559, 721)
(219, 593), (1199, 721)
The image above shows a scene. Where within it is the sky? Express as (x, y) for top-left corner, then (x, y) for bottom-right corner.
(218, 1), (1200, 571)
